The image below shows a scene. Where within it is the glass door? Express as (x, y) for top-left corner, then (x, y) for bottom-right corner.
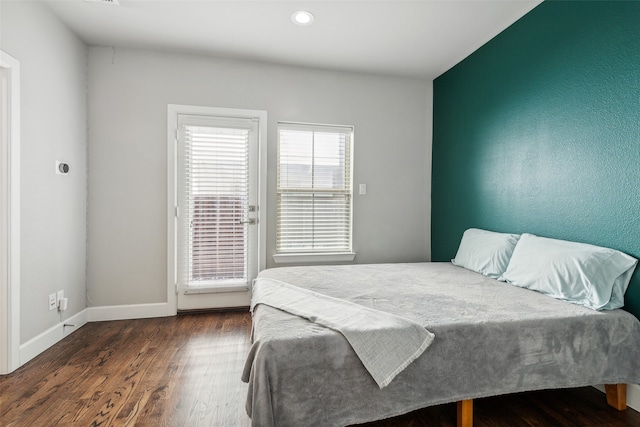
(176, 114), (258, 310)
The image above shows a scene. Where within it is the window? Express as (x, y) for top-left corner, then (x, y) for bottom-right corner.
(275, 122), (354, 263)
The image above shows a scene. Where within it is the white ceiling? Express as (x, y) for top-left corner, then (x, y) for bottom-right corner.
(44, 0), (543, 79)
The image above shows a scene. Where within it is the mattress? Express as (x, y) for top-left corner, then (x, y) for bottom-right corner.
(242, 262), (640, 426)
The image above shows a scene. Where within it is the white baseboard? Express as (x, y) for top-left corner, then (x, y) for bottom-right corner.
(19, 309), (88, 366)
(593, 383), (640, 412)
(87, 302), (173, 322)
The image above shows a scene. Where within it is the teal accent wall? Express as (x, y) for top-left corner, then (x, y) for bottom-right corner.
(432, 1), (640, 318)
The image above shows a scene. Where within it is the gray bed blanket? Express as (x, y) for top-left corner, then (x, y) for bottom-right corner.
(250, 278), (435, 388)
(242, 263), (640, 427)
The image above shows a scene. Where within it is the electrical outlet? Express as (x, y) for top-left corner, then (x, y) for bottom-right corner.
(57, 290), (64, 306)
(48, 293), (57, 311)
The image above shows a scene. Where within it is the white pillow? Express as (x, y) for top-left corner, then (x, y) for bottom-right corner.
(451, 228), (521, 279)
(500, 233), (637, 310)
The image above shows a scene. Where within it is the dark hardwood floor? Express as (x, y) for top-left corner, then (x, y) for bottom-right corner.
(1, 312), (639, 426)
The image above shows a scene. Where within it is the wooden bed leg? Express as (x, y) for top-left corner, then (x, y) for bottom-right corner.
(457, 399), (473, 427)
(605, 384), (627, 410)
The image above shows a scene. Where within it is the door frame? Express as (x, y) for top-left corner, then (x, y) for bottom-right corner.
(0, 50), (21, 374)
(167, 105), (267, 314)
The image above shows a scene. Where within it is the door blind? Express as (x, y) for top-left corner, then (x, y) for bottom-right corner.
(276, 123), (353, 254)
(179, 116), (253, 287)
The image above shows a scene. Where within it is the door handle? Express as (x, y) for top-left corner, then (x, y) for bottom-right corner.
(238, 218), (257, 225)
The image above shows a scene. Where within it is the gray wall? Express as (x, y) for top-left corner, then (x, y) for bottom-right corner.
(0, 2), (87, 343)
(87, 46), (432, 306)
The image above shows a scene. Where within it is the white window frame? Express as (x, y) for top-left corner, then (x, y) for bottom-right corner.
(167, 105), (267, 313)
(273, 121), (355, 264)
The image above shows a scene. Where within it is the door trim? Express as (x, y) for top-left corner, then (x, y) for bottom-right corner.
(167, 105), (267, 315)
(0, 50), (21, 374)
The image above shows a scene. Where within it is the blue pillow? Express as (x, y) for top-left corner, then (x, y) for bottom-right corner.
(451, 228), (520, 279)
(500, 233), (637, 310)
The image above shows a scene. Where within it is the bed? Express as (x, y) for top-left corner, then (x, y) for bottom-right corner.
(241, 262), (640, 426)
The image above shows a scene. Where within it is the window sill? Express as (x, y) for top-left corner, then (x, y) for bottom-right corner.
(272, 252), (356, 264)
(183, 285), (249, 295)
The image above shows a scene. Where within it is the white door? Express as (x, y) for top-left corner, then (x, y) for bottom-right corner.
(0, 66), (8, 372)
(176, 114), (259, 310)
(0, 50), (20, 374)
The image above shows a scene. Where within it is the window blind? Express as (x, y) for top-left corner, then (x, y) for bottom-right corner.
(178, 116), (253, 288)
(276, 123), (353, 254)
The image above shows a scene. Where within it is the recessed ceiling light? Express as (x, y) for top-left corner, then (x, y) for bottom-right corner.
(292, 11), (314, 26)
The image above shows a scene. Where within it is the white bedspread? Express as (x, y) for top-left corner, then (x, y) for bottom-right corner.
(251, 278), (434, 388)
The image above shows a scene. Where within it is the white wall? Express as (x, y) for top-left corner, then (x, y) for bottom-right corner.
(87, 46), (432, 306)
(0, 2), (87, 342)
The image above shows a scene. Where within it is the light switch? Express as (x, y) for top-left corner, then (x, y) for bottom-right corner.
(359, 184), (367, 195)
